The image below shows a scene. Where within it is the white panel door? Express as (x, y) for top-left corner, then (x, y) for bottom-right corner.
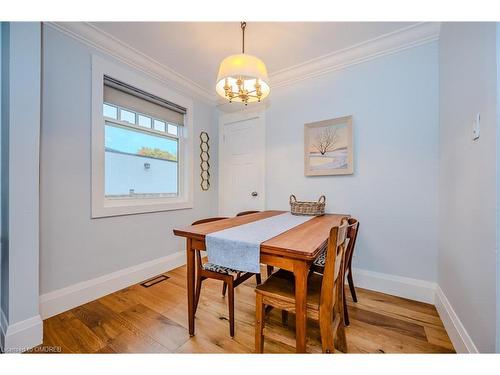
(219, 111), (265, 216)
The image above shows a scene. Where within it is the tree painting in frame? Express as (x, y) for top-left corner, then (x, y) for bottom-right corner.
(304, 116), (353, 176)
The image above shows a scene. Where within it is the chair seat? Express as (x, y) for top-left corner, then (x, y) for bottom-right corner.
(202, 262), (240, 276)
(256, 269), (332, 312)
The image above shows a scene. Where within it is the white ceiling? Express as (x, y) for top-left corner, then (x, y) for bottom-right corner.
(91, 22), (418, 92)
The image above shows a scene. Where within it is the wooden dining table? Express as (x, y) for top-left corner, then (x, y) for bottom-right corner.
(173, 210), (348, 353)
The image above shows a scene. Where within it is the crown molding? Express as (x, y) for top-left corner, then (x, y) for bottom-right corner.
(270, 22), (441, 89)
(45, 22), (440, 104)
(45, 22), (216, 104)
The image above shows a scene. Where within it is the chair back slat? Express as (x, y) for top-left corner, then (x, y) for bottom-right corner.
(236, 210), (260, 217)
(192, 217), (228, 226)
(333, 218), (349, 281)
(319, 218), (349, 317)
(345, 218), (359, 270)
(333, 247), (343, 281)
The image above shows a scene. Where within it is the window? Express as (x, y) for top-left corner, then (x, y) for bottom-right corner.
(119, 108), (136, 124)
(103, 103), (118, 119)
(91, 56), (193, 218)
(104, 108), (179, 198)
(153, 119), (166, 132)
(138, 114), (152, 128)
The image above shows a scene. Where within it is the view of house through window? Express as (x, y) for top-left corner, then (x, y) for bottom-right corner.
(103, 97), (182, 198)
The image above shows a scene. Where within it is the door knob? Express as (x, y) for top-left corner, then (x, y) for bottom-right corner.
(251, 191), (258, 197)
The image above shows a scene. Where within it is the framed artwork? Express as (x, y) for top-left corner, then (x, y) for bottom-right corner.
(304, 115), (353, 176)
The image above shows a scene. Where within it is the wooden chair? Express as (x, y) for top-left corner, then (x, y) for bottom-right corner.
(236, 210), (260, 216)
(192, 217), (262, 337)
(255, 219), (349, 353)
(312, 218), (359, 326)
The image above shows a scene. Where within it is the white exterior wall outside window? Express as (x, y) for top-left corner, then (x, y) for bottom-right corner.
(102, 101), (180, 198)
(91, 55), (194, 218)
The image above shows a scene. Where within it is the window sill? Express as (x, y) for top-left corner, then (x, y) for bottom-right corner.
(91, 198), (193, 218)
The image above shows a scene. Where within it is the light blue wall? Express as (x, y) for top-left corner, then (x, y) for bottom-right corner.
(0, 22), (3, 323)
(0, 22), (8, 325)
(0, 22), (42, 351)
(439, 22), (498, 353)
(266, 42), (439, 282)
(497, 22), (500, 354)
(105, 151), (177, 195)
(40, 24), (218, 294)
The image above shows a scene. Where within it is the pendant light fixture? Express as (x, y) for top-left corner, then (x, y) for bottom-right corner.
(216, 22), (270, 105)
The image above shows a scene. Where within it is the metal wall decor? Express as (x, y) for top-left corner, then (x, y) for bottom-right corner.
(200, 131), (210, 191)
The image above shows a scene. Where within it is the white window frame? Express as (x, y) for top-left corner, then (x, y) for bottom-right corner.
(91, 55), (193, 218)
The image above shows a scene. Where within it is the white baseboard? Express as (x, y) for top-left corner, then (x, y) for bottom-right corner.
(37, 254), (475, 353)
(352, 267), (437, 304)
(0, 310), (43, 353)
(40, 250), (185, 319)
(39, 260), (436, 320)
(349, 269), (481, 352)
(434, 286), (478, 353)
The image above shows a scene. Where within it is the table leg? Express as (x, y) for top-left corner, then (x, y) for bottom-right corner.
(293, 260), (309, 353)
(186, 238), (195, 336)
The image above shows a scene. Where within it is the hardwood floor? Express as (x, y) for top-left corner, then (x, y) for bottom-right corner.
(34, 265), (455, 354)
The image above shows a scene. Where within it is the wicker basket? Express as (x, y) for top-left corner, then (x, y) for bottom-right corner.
(289, 195), (326, 216)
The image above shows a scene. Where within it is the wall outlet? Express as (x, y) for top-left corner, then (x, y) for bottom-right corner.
(472, 113), (480, 141)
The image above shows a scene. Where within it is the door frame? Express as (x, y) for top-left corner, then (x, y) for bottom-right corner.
(218, 109), (266, 216)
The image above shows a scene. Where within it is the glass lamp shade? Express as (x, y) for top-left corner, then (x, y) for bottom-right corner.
(216, 53), (270, 103)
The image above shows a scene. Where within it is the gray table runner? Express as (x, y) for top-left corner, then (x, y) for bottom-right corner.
(206, 213), (313, 273)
